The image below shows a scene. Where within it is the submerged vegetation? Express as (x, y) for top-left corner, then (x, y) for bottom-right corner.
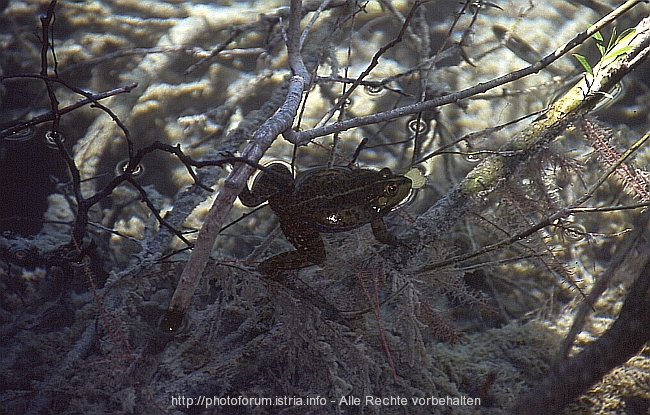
(1, 0), (650, 413)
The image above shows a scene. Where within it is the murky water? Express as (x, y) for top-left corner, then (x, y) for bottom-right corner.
(1, 1), (649, 413)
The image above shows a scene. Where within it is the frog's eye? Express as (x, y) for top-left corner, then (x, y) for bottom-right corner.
(385, 183), (398, 196)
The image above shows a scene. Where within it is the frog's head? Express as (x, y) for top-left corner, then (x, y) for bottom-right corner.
(372, 168), (412, 215)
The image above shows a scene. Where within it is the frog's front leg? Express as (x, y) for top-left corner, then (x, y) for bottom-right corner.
(259, 219), (326, 275)
(370, 217), (399, 246)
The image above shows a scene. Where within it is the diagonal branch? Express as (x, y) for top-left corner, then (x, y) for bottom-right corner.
(405, 13), (650, 248)
(160, 0), (309, 332)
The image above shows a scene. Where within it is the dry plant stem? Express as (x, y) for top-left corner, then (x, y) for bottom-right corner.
(162, 0), (308, 331)
(286, 0), (309, 82)
(284, 0), (644, 144)
(40, 0), (60, 133)
(299, 0), (332, 50)
(29, 0), (138, 242)
(162, 77), (304, 330)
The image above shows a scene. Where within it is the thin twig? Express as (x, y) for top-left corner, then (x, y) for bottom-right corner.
(39, 0), (60, 134)
(284, 0), (644, 145)
(313, 0), (426, 129)
(0, 82), (137, 139)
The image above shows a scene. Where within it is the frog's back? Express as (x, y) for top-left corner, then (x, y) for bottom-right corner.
(292, 167), (409, 232)
(294, 167), (373, 204)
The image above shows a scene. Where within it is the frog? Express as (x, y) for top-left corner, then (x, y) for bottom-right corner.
(239, 163), (412, 275)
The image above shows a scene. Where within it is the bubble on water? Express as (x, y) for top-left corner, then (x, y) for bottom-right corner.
(464, 152), (481, 163)
(562, 223), (586, 242)
(44, 130), (64, 149)
(407, 118), (429, 134)
(364, 84), (384, 96)
(4, 126), (35, 142)
(115, 159), (145, 177)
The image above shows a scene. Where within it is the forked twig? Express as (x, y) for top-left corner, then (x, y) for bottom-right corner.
(283, 0), (644, 145)
(0, 82), (138, 139)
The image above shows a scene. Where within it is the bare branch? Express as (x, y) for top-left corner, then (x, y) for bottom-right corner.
(283, 0), (644, 145)
(161, 75), (306, 331)
(314, 0), (426, 128)
(286, 0), (310, 82)
(0, 82), (137, 139)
